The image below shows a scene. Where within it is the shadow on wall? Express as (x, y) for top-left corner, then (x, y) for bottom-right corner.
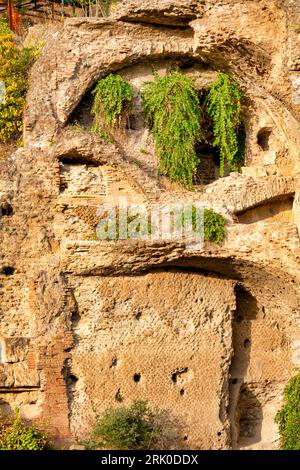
(228, 286), (263, 449)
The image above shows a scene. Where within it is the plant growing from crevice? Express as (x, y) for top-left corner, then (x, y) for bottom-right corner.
(203, 208), (227, 243)
(142, 71), (203, 189)
(84, 400), (162, 450)
(204, 72), (245, 176)
(275, 370), (300, 450)
(91, 73), (133, 141)
(0, 19), (38, 144)
(0, 409), (50, 450)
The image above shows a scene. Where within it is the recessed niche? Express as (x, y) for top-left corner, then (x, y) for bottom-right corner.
(257, 128), (272, 151)
(180, 388), (185, 396)
(171, 367), (188, 383)
(0, 203), (13, 217)
(244, 338), (251, 348)
(1, 266), (15, 276)
(71, 310), (81, 327)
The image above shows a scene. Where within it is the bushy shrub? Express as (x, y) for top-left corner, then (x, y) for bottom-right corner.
(0, 409), (49, 450)
(275, 371), (300, 450)
(142, 71), (203, 189)
(204, 208), (227, 243)
(85, 400), (162, 450)
(0, 19), (37, 143)
(91, 73), (133, 139)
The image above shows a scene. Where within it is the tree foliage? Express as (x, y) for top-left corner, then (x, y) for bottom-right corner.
(275, 371), (300, 450)
(142, 71), (203, 189)
(0, 18), (36, 144)
(0, 409), (49, 450)
(85, 400), (162, 450)
(204, 72), (244, 176)
(91, 73), (133, 139)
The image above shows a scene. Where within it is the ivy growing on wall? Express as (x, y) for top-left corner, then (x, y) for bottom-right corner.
(142, 71), (203, 189)
(0, 19), (37, 144)
(275, 371), (300, 450)
(91, 73), (134, 140)
(204, 72), (244, 176)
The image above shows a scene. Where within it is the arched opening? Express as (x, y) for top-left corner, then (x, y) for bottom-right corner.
(257, 128), (272, 151)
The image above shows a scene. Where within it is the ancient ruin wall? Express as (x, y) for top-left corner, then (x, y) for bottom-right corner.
(1, 0), (300, 450)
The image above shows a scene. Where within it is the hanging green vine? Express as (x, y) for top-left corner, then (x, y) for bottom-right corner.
(275, 371), (300, 450)
(142, 71), (203, 189)
(204, 72), (244, 176)
(91, 73), (133, 139)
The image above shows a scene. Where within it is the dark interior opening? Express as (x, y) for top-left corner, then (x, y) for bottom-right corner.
(1, 266), (15, 276)
(257, 128), (272, 151)
(194, 143), (221, 185)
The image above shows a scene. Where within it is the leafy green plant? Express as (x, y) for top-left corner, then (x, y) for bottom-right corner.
(142, 71), (203, 189)
(85, 400), (162, 450)
(0, 409), (50, 450)
(204, 73), (244, 176)
(203, 208), (227, 243)
(275, 371), (300, 450)
(91, 73), (133, 139)
(0, 19), (37, 143)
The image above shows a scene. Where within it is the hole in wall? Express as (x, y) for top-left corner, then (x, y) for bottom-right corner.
(1, 266), (15, 276)
(110, 358), (118, 368)
(115, 388), (123, 402)
(71, 310), (81, 327)
(244, 339), (251, 348)
(67, 374), (78, 386)
(134, 310), (142, 320)
(180, 388), (185, 396)
(133, 373), (141, 383)
(0, 203), (13, 217)
(257, 128), (272, 151)
(171, 367), (188, 383)
(194, 144), (222, 185)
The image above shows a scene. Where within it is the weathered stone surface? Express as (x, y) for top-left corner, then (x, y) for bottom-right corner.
(114, 0), (205, 26)
(1, 0), (300, 450)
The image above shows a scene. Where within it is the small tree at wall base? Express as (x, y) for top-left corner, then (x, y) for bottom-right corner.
(275, 371), (300, 450)
(142, 71), (204, 189)
(204, 72), (244, 176)
(85, 400), (162, 450)
(91, 73), (134, 141)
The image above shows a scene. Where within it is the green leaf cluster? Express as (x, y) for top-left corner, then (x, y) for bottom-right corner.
(0, 19), (36, 143)
(204, 72), (244, 176)
(275, 371), (300, 450)
(142, 71), (203, 189)
(85, 400), (162, 450)
(0, 409), (49, 450)
(91, 71), (244, 188)
(91, 73), (133, 138)
(203, 208), (227, 243)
